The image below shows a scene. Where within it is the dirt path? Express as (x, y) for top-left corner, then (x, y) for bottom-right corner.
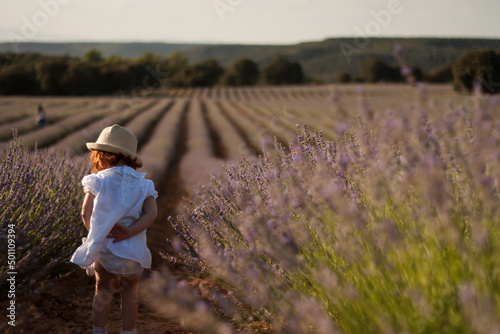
(2, 96), (243, 334)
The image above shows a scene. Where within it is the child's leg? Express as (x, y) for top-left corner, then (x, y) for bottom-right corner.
(93, 260), (118, 328)
(119, 274), (140, 331)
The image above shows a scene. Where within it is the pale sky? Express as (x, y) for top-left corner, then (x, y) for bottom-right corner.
(0, 0), (499, 45)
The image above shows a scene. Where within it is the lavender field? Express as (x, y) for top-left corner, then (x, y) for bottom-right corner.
(2, 84), (500, 333)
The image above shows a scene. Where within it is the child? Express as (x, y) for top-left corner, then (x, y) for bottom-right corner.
(36, 104), (46, 128)
(71, 124), (158, 334)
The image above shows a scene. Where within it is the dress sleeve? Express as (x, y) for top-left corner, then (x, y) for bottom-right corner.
(82, 174), (100, 195)
(146, 179), (158, 199)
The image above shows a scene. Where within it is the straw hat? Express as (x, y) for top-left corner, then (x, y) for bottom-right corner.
(86, 124), (142, 167)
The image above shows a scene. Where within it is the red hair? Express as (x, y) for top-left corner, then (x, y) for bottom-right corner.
(90, 150), (140, 173)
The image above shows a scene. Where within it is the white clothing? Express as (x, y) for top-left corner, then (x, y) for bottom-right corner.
(98, 249), (143, 276)
(70, 166), (158, 269)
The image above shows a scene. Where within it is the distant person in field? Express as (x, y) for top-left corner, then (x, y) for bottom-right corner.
(70, 124), (158, 334)
(36, 104), (46, 128)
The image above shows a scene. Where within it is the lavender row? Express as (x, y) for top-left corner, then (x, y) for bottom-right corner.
(49, 99), (156, 156)
(0, 98), (96, 141)
(178, 98), (226, 191)
(0, 138), (88, 304)
(153, 89), (500, 333)
(125, 98), (173, 150)
(203, 99), (255, 160)
(139, 98), (188, 185)
(0, 98), (131, 150)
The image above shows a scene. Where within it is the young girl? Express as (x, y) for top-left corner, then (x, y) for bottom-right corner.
(71, 124), (158, 334)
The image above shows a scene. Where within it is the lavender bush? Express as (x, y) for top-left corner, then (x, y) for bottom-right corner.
(158, 91), (500, 333)
(0, 135), (88, 302)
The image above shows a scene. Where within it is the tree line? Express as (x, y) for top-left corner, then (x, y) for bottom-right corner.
(0, 49), (305, 95)
(337, 48), (500, 95)
(0, 47), (498, 95)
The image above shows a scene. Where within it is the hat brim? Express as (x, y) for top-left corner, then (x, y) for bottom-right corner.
(86, 142), (143, 168)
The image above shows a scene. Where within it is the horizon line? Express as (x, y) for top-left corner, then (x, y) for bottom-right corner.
(1, 35), (499, 46)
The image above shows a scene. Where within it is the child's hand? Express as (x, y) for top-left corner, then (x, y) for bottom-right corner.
(107, 224), (132, 243)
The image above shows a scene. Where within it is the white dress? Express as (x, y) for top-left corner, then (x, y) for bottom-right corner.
(70, 166), (158, 275)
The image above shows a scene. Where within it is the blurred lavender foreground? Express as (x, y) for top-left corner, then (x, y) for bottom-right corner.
(153, 93), (500, 333)
(0, 136), (87, 310)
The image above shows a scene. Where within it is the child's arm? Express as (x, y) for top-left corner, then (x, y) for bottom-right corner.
(108, 196), (158, 243)
(81, 192), (95, 231)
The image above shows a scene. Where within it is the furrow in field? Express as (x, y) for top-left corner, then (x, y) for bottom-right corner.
(145, 99), (190, 265)
(232, 88), (242, 101)
(200, 87), (212, 99)
(139, 98), (189, 185)
(287, 89), (302, 101)
(123, 99), (174, 150)
(266, 88), (282, 101)
(219, 87), (229, 100)
(216, 100), (263, 156)
(0, 100), (37, 124)
(191, 88), (202, 97)
(303, 87), (321, 100)
(314, 86), (330, 99)
(295, 89), (311, 100)
(184, 98), (213, 156)
(224, 87), (234, 100)
(246, 102), (298, 137)
(238, 88), (252, 101)
(247, 88), (260, 100)
(49, 99), (158, 155)
(200, 99), (227, 159)
(203, 99), (255, 160)
(272, 88), (287, 101)
(231, 101), (295, 147)
(170, 88), (181, 97)
(241, 90), (340, 143)
(0, 99), (111, 142)
(256, 88), (273, 100)
(179, 98), (226, 191)
(179, 88), (194, 98)
(0, 100), (130, 150)
(0, 109), (33, 124)
(212, 87), (221, 100)
(0, 97), (76, 119)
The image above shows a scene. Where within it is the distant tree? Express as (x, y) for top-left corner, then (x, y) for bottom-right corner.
(36, 57), (70, 94)
(424, 62), (454, 83)
(336, 71), (351, 83)
(452, 49), (500, 94)
(360, 58), (402, 83)
(133, 52), (162, 67)
(160, 51), (188, 84)
(106, 54), (126, 65)
(61, 61), (102, 95)
(262, 56), (304, 85)
(0, 52), (44, 67)
(0, 63), (39, 95)
(82, 48), (103, 63)
(168, 59), (224, 87)
(221, 58), (259, 86)
(409, 66), (423, 83)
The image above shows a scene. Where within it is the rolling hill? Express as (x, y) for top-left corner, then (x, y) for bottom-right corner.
(1, 37), (499, 83)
